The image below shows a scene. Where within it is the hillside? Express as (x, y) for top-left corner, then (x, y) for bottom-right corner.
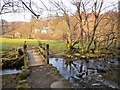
(2, 11), (118, 40)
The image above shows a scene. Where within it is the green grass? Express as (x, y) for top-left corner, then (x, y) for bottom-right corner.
(1, 38), (118, 56)
(1, 38), (38, 51)
(1, 38), (66, 55)
(41, 40), (66, 54)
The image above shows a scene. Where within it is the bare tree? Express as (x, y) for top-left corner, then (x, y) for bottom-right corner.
(49, 0), (118, 53)
(49, 0), (79, 51)
(71, 0), (104, 51)
(0, 0), (42, 18)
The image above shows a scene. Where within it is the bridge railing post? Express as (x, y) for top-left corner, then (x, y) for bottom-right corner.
(46, 44), (49, 64)
(38, 41), (49, 64)
(23, 41), (28, 68)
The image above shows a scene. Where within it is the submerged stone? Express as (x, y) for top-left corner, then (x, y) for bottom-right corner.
(92, 83), (101, 86)
(74, 72), (85, 79)
(97, 75), (102, 78)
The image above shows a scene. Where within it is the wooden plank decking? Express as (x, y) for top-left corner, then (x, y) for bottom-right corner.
(27, 49), (45, 67)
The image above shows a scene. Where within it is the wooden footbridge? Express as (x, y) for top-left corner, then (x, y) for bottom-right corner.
(24, 41), (49, 67)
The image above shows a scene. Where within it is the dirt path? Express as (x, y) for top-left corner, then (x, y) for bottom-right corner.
(27, 65), (61, 88)
(27, 49), (56, 88)
(26, 49), (71, 88)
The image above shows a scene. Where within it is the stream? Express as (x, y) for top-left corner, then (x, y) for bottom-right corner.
(0, 69), (22, 75)
(49, 58), (119, 89)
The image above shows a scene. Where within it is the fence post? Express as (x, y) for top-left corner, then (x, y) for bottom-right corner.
(23, 41), (28, 68)
(46, 44), (49, 64)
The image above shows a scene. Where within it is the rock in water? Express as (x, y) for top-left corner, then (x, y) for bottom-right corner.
(92, 83), (101, 86)
(74, 72), (85, 79)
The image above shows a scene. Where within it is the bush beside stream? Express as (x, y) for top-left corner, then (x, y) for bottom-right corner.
(2, 57), (24, 69)
(2, 50), (24, 69)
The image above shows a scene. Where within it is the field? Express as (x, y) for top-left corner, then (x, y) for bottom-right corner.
(1, 38), (66, 55)
(1, 38), (119, 57)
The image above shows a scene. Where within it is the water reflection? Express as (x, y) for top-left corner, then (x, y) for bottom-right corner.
(49, 58), (119, 88)
(49, 58), (92, 79)
(50, 58), (78, 79)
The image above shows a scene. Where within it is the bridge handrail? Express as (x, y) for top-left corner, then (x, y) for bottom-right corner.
(38, 41), (49, 64)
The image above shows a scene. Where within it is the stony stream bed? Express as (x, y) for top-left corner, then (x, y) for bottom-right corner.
(49, 57), (120, 89)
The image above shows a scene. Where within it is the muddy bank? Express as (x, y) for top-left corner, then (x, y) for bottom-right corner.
(2, 69), (31, 88)
(101, 66), (120, 86)
(2, 74), (19, 88)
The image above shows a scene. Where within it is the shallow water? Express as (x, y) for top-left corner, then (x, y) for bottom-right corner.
(49, 58), (99, 79)
(49, 58), (119, 88)
(49, 58), (80, 79)
(0, 69), (22, 75)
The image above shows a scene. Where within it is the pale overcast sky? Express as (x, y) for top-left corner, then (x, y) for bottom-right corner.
(0, 0), (119, 22)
